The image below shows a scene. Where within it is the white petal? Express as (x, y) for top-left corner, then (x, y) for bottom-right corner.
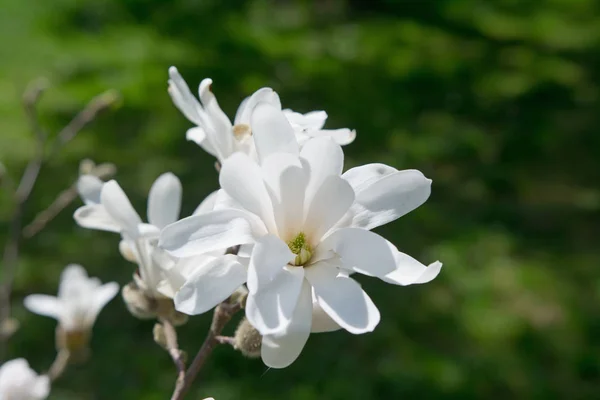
(247, 234), (294, 294)
(31, 375), (50, 398)
(86, 282), (119, 325)
(260, 153), (307, 238)
(317, 227), (397, 277)
(77, 175), (103, 205)
(251, 102), (299, 164)
(58, 264), (88, 297)
(300, 137), (344, 208)
(101, 180), (143, 237)
(198, 78), (234, 159)
(261, 279), (312, 368)
(311, 128), (356, 145)
(235, 88), (281, 125)
(285, 109), (328, 130)
(193, 190), (220, 215)
(245, 267), (304, 335)
(23, 295), (63, 321)
(147, 172), (182, 228)
(305, 262), (379, 334)
(168, 66), (204, 125)
(186, 127), (218, 158)
(311, 299), (342, 333)
(304, 175), (354, 242)
(174, 255), (247, 315)
(343, 164), (431, 230)
(382, 258), (443, 286)
(219, 152), (277, 232)
(74, 204), (121, 233)
(159, 209), (263, 258)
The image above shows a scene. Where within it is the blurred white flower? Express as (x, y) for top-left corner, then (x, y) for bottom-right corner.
(168, 67), (355, 163)
(0, 358), (49, 400)
(159, 103), (442, 368)
(24, 264), (118, 333)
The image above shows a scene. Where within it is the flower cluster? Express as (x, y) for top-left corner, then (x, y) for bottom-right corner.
(9, 65), (443, 400)
(158, 70), (442, 368)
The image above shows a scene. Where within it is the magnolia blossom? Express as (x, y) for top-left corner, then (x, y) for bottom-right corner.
(159, 103), (442, 368)
(74, 172), (221, 299)
(0, 359), (50, 400)
(168, 67), (355, 163)
(24, 264), (118, 333)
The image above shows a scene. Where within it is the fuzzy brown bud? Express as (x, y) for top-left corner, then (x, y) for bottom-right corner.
(233, 318), (262, 358)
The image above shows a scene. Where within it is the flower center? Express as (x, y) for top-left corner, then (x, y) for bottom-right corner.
(232, 123), (252, 141)
(287, 232), (312, 266)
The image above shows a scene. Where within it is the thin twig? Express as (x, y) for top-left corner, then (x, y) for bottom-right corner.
(47, 350), (70, 382)
(160, 317), (186, 392)
(22, 167), (115, 238)
(215, 336), (236, 346)
(171, 301), (242, 400)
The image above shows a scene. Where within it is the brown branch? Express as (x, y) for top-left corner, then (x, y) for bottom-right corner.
(160, 317), (186, 393)
(22, 166), (116, 239)
(170, 301), (242, 400)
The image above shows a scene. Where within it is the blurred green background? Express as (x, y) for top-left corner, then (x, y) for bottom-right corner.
(1, 0), (599, 398)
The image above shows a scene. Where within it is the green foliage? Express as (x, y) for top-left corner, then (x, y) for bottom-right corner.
(1, 0), (599, 398)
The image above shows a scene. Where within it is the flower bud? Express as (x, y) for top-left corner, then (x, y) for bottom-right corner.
(122, 281), (188, 325)
(230, 285), (248, 309)
(55, 327), (90, 363)
(153, 323), (168, 350)
(122, 282), (156, 320)
(233, 318), (262, 358)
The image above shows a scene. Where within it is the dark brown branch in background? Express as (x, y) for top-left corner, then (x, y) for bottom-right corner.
(0, 81), (118, 358)
(171, 301), (242, 400)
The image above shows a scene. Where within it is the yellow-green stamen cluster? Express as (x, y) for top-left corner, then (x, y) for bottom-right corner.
(287, 232), (312, 266)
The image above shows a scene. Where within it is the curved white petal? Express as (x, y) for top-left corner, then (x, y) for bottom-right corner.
(147, 172), (182, 228)
(101, 180), (142, 237)
(311, 300), (342, 333)
(251, 103), (299, 164)
(87, 282), (119, 324)
(77, 175), (103, 205)
(58, 264), (88, 297)
(31, 375), (50, 398)
(382, 257), (443, 286)
(284, 109), (328, 131)
(317, 227), (398, 277)
(174, 255), (247, 315)
(343, 164), (431, 230)
(219, 152), (277, 232)
(198, 78), (234, 159)
(23, 295), (63, 321)
(260, 153), (307, 238)
(311, 128), (356, 145)
(235, 88), (281, 125)
(261, 279), (312, 368)
(168, 66), (204, 125)
(74, 204), (121, 233)
(247, 234), (294, 294)
(159, 209), (263, 258)
(193, 190), (220, 215)
(300, 137), (344, 207)
(304, 175), (354, 242)
(186, 127), (218, 158)
(305, 262), (379, 334)
(245, 267), (304, 335)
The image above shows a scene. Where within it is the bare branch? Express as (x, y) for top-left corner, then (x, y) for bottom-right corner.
(170, 301), (242, 400)
(160, 317), (187, 392)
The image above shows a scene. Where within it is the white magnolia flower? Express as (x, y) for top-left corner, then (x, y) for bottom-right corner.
(168, 67), (355, 163)
(0, 359), (49, 400)
(74, 172), (221, 299)
(24, 264), (118, 332)
(159, 103), (442, 368)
